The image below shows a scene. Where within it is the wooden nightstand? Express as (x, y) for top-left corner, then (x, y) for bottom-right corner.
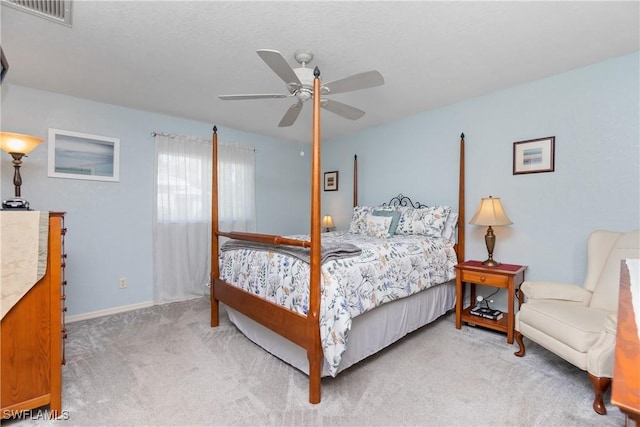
(455, 260), (527, 344)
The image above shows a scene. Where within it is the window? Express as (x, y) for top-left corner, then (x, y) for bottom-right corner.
(217, 145), (256, 230)
(153, 133), (255, 303)
(156, 152), (210, 222)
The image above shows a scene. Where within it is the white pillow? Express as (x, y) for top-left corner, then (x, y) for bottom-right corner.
(441, 212), (458, 240)
(349, 206), (374, 234)
(396, 206), (451, 237)
(362, 214), (393, 238)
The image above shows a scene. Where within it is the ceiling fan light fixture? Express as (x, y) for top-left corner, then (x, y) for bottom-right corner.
(296, 89), (312, 102)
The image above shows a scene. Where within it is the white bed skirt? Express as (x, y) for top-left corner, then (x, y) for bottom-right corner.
(225, 279), (456, 377)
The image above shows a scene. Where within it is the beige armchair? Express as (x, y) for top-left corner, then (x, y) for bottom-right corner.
(514, 229), (640, 415)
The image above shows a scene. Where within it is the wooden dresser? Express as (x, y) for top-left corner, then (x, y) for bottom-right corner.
(1, 212), (67, 419)
(612, 259), (640, 426)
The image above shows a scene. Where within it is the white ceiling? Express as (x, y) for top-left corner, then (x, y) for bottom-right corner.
(1, 1), (638, 143)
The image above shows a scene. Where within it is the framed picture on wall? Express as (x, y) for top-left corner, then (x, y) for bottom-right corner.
(324, 171), (338, 191)
(48, 128), (120, 182)
(513, 136), (555, 175)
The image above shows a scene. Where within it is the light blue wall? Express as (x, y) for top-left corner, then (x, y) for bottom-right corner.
(323, 52), (639, 308)
(2, 52), (638, 316)
(0, 86), (310, 316)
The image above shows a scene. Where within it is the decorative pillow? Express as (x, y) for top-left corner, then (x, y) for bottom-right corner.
(372, 209), (401, 235)
(394, 206), (414, 234)
(349, 206), (374, 234)
(361, 214), (393, 238)
(441, 212), (459, 240)
(396, 206), (451, 237)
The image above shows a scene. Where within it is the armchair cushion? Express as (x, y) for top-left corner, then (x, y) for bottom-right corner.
(521, 281), (591, 304)
(518, 300), (610, 354)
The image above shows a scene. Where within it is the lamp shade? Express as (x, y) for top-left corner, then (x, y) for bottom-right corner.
(0, 132), (44, 154)
(321, 214), (335, 229)
(469, 196), (513, 226)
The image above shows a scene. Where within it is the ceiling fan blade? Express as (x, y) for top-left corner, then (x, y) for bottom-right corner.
(279, 101), (304, 127)
(322, 70), (384, 94)
(321, 99), (365, 120)
(219, 93), (289, 100)
(257, 49), (302, 87)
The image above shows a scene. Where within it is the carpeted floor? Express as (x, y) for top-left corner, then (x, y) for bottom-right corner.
(5, 297), (626, 426)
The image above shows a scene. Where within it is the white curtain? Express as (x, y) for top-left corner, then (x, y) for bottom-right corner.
(218, 142), (256, 232)
(153, 133), (255, 304)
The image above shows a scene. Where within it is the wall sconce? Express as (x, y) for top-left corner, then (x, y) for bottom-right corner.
(0, 132), (44, 210)
(321, 214), (335, 232)
(469, 196), (512, 266)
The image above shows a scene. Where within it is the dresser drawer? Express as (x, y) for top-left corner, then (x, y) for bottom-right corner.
(460, 270), (508, 287)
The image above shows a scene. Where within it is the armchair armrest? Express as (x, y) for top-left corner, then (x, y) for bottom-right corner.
(521, 281), (592, 305)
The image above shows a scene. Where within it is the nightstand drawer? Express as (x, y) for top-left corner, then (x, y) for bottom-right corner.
(460, 270), (508, 287)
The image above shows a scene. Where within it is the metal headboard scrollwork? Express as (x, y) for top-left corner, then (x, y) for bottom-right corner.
(383, 194), (427, 209)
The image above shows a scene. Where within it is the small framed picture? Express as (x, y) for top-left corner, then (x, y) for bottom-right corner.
(513, 136), (555, 175)
(48, 128), (120, 182)
(324, 171), (339, 191)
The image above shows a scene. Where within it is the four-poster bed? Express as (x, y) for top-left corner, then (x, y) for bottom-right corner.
(210, 68), (466, 404)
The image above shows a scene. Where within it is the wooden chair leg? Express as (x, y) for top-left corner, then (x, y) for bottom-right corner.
(588, 373), (610, 415)
(514, 330), (526, 357)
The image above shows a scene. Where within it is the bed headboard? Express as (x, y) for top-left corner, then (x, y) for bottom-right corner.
(352, 133), (465, 262)
(383, 194), (427, 209)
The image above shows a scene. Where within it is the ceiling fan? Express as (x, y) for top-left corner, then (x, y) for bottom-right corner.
(219, 49), (384, 127)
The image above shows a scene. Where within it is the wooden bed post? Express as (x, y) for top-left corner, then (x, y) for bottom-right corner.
(307, 67), (323, 404)
(457, 132), (465, 262)
(353, 154), (358, 207)
(211, 126), (220, 327)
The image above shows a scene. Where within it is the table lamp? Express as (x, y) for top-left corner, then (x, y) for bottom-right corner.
(321, 214), (335, 232)
(469, 196), (512, 266)
(1, 132), (44, 210)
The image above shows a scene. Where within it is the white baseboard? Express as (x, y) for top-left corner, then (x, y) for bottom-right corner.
(66, 300), (154, 323)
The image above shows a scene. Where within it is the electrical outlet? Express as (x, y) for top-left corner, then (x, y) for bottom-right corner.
(119, 278), (127, 289)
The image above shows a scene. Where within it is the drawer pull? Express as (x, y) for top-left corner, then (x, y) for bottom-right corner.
(480, 276), (486, 282)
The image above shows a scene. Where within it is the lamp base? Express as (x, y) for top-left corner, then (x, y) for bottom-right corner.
(482, 258), (500, 267)
(2, 197), (31, 210)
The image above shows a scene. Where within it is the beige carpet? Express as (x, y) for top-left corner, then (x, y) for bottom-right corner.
(6, 297), (626, 426)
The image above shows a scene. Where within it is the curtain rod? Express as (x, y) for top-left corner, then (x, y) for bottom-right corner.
(151, 131), (203, 138)
(151, 131), (257, 152)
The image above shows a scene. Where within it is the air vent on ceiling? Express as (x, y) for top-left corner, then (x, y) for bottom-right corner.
(2, 0), (72, 27)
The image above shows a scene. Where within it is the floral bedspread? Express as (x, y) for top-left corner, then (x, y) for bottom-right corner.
(219, 231), (457, 376)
